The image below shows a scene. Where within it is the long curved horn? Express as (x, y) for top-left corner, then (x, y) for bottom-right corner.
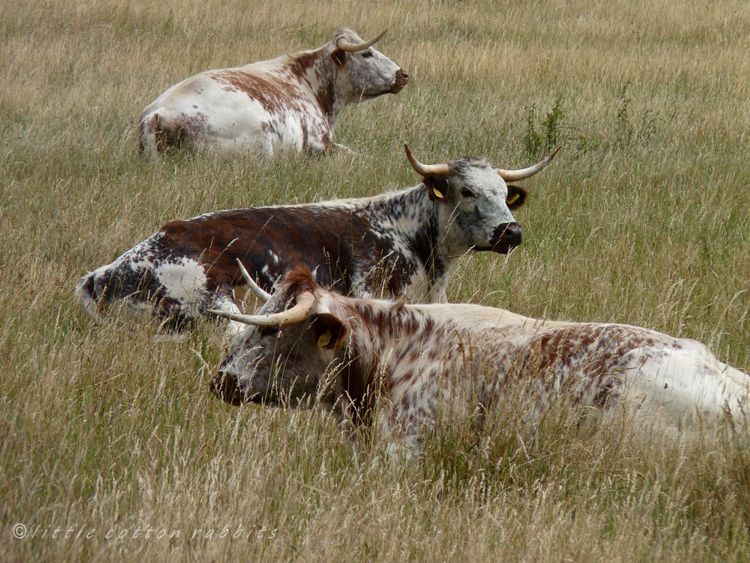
(404, 144), (451, 177)
(208, 292), (315, 327)
(337, 30), (387, 52)
(496, 146), (561, 182)
(236, 259), (271, 302)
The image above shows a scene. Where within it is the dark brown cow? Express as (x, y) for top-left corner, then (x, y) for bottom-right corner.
(75, 146), (558, 336)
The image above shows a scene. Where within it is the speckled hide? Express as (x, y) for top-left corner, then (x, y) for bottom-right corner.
(214, 269), (750, 457)
(138, 28), (408, 155)
(76, 147), (540, 336)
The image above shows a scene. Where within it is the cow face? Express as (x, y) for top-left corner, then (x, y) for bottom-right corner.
(328, 28), (409, 103)
(212, 280), (346, 408)
(425, 159), (527, 254)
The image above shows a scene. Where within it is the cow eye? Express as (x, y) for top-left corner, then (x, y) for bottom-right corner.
(361, 50), (373, 58)
(461, 188), (476, 198)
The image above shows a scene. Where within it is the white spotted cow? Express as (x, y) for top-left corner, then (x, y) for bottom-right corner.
(211, 268), (750, 457)
(139, 28), (408, 155)
(75, 146), (558, 336)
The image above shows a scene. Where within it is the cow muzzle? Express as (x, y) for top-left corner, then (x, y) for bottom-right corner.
(211, 371), (243, 406)
(391, 70), (409, 94)
(488, 222), (523, 254)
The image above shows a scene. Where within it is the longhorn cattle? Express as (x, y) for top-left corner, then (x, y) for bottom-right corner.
(76, 145), (557, 336)
(139, 28), (408, 155)
(211, 268), (750, 457)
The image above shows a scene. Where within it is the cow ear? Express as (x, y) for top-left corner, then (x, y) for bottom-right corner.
(424, 177), (450, 203)
(311, 313), (348, 350)
(506, 185), (527, 210)
(331, 49), (346, 66)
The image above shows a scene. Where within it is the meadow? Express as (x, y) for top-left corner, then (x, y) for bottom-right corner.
(2, 0), (750, 560)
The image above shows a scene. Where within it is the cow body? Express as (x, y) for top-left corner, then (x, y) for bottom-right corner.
(139, 28), (408, 155)
(76, 147), (554, 335)
(213, 269), (750, 456)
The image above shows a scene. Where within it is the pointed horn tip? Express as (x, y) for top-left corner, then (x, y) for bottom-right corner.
(495, 146), (562, 181)
(337, 29), (388, 52)
(365, 29), (388, 46)
(403, 143), (423, 174)
(235, 258), (271, 302)
(404, 145), (451, 177)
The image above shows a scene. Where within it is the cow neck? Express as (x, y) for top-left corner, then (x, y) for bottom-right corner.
(361, 185), (447, 291)
(286, 49), (337, 127)
(329, 296), (438, 425)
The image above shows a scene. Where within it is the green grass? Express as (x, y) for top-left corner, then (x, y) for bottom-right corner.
(2, 0), (750, 560)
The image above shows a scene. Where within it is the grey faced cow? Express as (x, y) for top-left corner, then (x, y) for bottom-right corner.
(211, 268), (750, 457)
(76, 146), (558, 336)
(139, 28), (408, 155)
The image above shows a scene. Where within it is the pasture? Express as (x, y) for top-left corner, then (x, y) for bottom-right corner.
(2, 0), (750, 560)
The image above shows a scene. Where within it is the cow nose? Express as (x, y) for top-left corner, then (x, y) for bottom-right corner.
(392, 70), (409, 92)
(502, 223), (522, 246)
(490, 222), (523, 253)
(211, 371), (243, 406)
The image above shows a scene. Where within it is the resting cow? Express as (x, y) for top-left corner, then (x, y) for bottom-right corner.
(139, 28), (408, 155)
(211, 268), (750, 456)
(76, 145), (557, 335)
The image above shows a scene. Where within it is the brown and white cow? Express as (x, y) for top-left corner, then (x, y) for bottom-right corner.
(75, 145), (557, 336)
(139, 28), (408, 155)
(211, 268), (750, 457)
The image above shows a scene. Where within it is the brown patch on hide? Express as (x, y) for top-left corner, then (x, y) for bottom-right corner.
(157, 205), (390, 297)
(524, 324), (662, 384)
(142, 112), (210, 152)
(217, 70), (301, 113)
(287, 51), (319, 77)
(278, 267), (321, 297)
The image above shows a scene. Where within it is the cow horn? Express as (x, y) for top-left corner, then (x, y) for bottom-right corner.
(337, 30), (387, 52)
(208, 292), (316, 327)
(404, 144), (451, 177)
(496, 146), (561, 182)
(236, 259), (271, 302)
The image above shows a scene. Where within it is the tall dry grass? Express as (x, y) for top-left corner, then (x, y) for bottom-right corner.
(2, 0), (750, 561)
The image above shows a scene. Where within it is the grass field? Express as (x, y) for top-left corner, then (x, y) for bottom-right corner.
(2, 0), (750, 560)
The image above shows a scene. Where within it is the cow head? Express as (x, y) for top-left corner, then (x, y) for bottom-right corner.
(327, 28), (409, 103)
(405, 145), (560, 254)
(210, 267), (347, 408)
